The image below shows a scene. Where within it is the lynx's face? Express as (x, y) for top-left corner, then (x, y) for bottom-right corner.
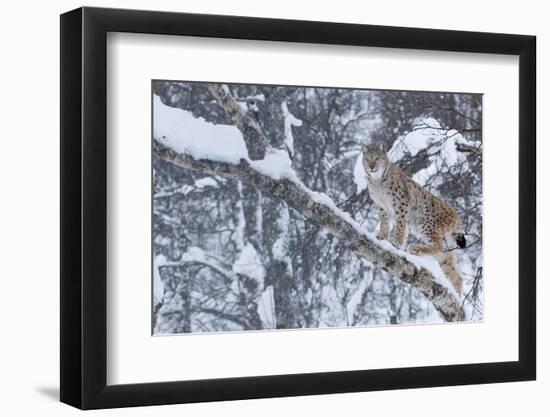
(362, 144), (389, 178)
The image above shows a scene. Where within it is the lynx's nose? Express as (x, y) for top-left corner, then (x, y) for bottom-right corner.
(368, 160), (376, 170)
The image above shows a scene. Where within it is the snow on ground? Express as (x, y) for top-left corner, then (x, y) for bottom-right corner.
(154, 96), (460, 301)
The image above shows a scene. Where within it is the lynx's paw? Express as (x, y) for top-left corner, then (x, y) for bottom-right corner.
(376, 231), (388, 241)
(407, 244), (421, 255)
(390, 237), (405, 249)
(407, 244), (440, 256)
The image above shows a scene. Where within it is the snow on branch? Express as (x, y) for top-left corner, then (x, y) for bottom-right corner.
(207, 84), (270, 160)
(153, 90), (465, 322)
(154, 140), (463, 321)
(282, 100), (302, 157)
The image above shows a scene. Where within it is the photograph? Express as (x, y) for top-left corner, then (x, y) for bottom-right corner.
(0, 0), (541, 413)
(152, 80), (483, 334)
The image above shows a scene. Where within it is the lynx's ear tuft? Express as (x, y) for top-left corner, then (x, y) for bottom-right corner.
(381, 142), (387, 153)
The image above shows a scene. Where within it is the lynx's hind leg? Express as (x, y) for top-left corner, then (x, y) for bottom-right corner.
(408, 230), (444, 256)
(409, 232), (464, 296)
(437, 251), (463, 296)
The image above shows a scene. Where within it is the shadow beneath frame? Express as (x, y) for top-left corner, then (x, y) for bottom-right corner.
(35, 386), (59, 401)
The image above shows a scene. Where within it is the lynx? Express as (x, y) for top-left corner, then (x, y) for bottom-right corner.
(362, 144), (466, 295)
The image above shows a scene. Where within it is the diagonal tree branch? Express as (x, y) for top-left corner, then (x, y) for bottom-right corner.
(154, 84), (465, 322)
(154, 139), (464, 322)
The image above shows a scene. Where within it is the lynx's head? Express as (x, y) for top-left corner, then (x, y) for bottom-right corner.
(362, 143), (389, 179)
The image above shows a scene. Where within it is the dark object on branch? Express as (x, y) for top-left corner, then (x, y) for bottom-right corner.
(456, 233), (466, 248)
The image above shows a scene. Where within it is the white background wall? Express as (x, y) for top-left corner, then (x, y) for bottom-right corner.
(0, 0), (545, 415)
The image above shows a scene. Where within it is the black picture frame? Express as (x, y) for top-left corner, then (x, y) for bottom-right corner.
(60, 6), (536, 410)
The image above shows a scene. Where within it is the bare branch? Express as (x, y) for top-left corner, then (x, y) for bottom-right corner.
(456, 143), (483, 155)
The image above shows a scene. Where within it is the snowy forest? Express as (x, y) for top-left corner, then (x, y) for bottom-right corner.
(152, 80), (483, 335)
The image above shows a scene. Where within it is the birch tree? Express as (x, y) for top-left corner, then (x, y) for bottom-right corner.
(153, 83), (481, 327)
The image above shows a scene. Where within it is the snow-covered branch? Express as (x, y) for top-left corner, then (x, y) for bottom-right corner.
(207, 84), (270, 160)
(154, 138), (464, 321)
(153, 88), (466, 322)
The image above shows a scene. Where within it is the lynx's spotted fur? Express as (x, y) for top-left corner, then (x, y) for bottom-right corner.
(362, 144), (466, 295)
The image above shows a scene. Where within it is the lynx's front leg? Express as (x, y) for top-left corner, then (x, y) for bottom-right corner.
(390, 205), (409, 248)
(376, 207), (390, 241)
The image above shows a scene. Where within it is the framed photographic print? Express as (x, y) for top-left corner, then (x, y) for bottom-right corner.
(60, 6), (536, 409)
